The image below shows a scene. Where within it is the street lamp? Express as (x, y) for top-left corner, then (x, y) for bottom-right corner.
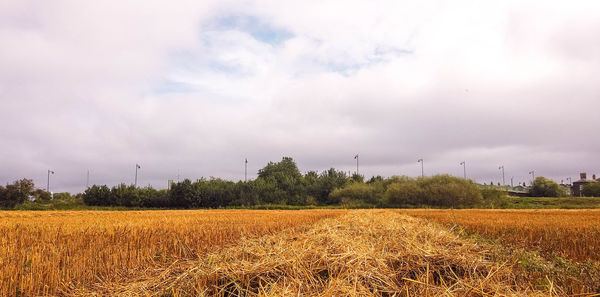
(498, 166), (505, 186)
(460, 161), (466, 179)
(245, 158), (248, 182)
(529, 170), (535, 181)
(417, 159), (424, 177)
(47, 170), (54, 192)
(354, 154), (359, 175)
(135, 164), (141, 188)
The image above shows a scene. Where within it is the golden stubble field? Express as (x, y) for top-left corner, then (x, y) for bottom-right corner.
(1, 209), (600, 296)
(0, 209), (346, 296)
(396, 209), (600, 262)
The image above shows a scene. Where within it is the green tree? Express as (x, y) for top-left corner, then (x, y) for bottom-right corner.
(529, 177), (567, 197)
(582, 183), (600, 197)
(257, 157), (304, 204)
(33, 189), (52, 202)
(83, 185), (111, 206)
(0, 179), (35, 208)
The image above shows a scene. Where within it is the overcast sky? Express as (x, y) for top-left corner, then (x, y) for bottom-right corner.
(1, 0), (600, 193)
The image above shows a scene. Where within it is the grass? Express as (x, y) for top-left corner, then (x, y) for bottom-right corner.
(504, 196), (600, 209)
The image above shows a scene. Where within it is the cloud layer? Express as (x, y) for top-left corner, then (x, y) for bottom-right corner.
(1, 0), (600, 192)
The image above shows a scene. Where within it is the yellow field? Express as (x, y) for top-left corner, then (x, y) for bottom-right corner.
(396, 209), (600, 262)
(0, 209), (345, 296)
(2, 209), (600, 296)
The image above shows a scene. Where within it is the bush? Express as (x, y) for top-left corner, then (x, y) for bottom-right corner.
(384, 175), (482, 208)
(384, 179), (422, 206)
(480, 188), (509, 208)
(329, 183), (381, 205)
(582, 183), (600, 197)
(529, 177), (567, 197)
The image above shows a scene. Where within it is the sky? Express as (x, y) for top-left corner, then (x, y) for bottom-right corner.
(1, 0), (600, 193)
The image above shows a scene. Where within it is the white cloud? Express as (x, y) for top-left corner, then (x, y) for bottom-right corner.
(1, 0), (600, 192)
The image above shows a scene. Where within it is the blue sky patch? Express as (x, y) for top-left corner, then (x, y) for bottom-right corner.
(207, 14), (293, 45)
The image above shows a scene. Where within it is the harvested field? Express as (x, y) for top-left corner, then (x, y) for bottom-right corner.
(76, 210), (559, 296)
(0, 209), (345, 296)
(396, 209), (600, 262)
(2, 209), (599, 296)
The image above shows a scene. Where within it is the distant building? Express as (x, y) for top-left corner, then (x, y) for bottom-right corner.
(572, 173), (597, 197)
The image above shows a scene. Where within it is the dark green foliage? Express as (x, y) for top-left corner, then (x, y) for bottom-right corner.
(32, 189), (52, 202)
(582, 183), (600, 197)
(329, 182), (382, 205)
(529, 177), (567, 197)
(304, 168), (348, 204)
(0, 179), (35, 208)
(83, 185), (112, 206)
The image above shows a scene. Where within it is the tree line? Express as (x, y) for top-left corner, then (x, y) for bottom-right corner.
(4, 157), (599, 209)
(82, 157), (505, 208)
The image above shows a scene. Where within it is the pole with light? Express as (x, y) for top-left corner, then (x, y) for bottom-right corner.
(499, 166), (505, 186)
(47, 170), (54, 192)
(529, 170), (535, 182)
(245, 158), (248, 182)
(135, 164), (141, 188)
(417, 159), (424, 177)
(354, 154), (359, 175)
(460, 161), (466, 179)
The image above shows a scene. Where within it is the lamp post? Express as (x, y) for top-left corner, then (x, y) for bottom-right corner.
(460, 161), (466, 179)
(529, 170), (535, 182)
(354, 154), (359, 175)
(244, 158), (248, 182)
(47, 170), (54, 192)
(135, 164), (141, 188)
(417, 159), (424, 177)
(499, 166), (505, 186)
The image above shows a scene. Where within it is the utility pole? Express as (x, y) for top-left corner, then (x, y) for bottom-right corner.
(354, 154), (359, 175)
(529, 170), (535, 182)
(135, 164), (141, 188)
(510, 176), (514, 187)
(460, 161), (466, 179)
(499, 166), (505, 186)
(245, 158), (248, 182)
(47, 170), (54, 192)
(417, 159), (424, 177)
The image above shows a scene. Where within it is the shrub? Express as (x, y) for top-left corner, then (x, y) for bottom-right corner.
(529, 177), (567, 197)
(384, 179), (422, 206)
(329, 183), (381, 205)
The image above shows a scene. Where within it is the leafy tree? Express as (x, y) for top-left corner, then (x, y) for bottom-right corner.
(582, 183), (600, 197)
(305, 168), (348, 205)
(0, 179), (35, 208)
(83, 185), (111, 206)
(529, 177), (567, 197)
(33, 189), (52, 202)
(257, 157), (304, 204)
(53, 192), (73, 200)
(169, 179), (196, 208)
